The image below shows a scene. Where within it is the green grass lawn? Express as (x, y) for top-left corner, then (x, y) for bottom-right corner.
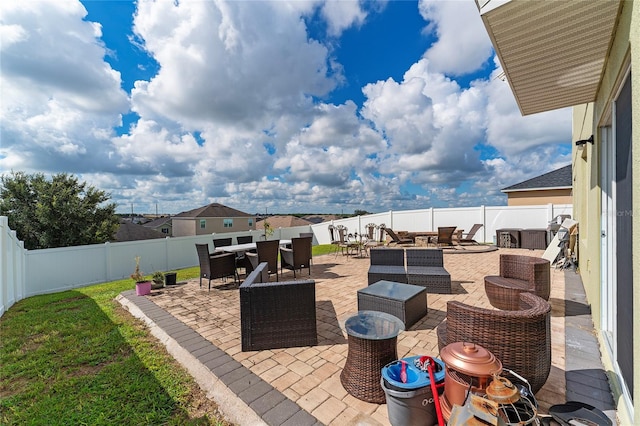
(0, 268), (228, 426)
(0, 245), (334, 425)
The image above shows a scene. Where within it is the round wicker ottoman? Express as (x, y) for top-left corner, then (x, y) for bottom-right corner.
(340, 311), (404, 403)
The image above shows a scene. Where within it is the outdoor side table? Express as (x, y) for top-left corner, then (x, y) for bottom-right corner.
(357, 280), (427, 329)
(340, 311), (404, 403)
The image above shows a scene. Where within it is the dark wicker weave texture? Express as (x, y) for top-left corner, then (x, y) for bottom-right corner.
(437, 292), (551, 394)
(246, 239), (280, 281)
(279, 236), (312, 278)
(485, 254), (551, 310)
(520, 229), (548, 249)
(195, 244), (238, 290)
(406, 248), (451, 293)
(367, 248), (407, 284)
(340, 334), (398, 403)
(357, 284), (427, 329)
(240, 262), (317, 351)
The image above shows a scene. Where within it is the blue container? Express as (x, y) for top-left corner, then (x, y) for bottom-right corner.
(382, 355), (445, 390)
(381, 356), (445, 426)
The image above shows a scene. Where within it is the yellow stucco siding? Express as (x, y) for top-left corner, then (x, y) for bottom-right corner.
(572, 1), (638, 423)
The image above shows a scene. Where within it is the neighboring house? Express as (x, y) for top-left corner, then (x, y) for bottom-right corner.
(113, 220), (167, 242)
(477, 1), (637, 422)
(501, 165), (572, 206)
(256, 215), (313, 230)
(142, 216), (172, 236)
(172, 203), (255, 237)
(303, 214), (339, 224)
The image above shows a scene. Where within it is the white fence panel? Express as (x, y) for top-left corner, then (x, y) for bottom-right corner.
(1, 204), (573, 317)
(1, 216), (25, 316)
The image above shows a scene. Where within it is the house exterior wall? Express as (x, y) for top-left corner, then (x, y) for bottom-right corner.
(573, 2), (638, 423)
(171, 218), (195, 237)
(173, 217), (256, 237)
(505, 189), (572, 206)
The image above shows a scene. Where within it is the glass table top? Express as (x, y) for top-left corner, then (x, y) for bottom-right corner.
(344, 310), (404, 340)
(358, 280), (425, 299)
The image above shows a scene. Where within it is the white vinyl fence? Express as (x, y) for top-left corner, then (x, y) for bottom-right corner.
(0, 204), (571, 317)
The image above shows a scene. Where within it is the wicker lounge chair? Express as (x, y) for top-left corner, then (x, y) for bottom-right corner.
(459, 224), (483, 245)
(385, 228), (414, 245)
(405, 248), (451, 293)
(368, 247), (407, 284)
(240, 262), (317, 351)
(246, 239), (280, 281)
(195, 243), (238, 290)
(437, 292), (551, 394)
(280, 236), (312, 277)
(485, 254), (551, 310)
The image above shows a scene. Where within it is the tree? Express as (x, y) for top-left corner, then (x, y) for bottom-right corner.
(0, 171), (119, 250)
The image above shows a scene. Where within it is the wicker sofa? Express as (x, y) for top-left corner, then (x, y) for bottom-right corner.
(367, 248), (407, 284)
(437, 292), (551, 393)
(406, 248), (451, 293)
(485, 254), (551, 310)
(240, 262), (317, 351)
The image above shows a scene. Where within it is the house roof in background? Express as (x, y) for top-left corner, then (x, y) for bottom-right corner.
(114, 220), (167, 242)
(303, 215), (339, 224)
(256, 215), (313, 229)
(143, 216), (172, 228)
(173, 203), (251, 218)
(502, 164), (572, 193)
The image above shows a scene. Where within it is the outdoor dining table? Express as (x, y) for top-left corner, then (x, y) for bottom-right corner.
(212, 239), (292, 254)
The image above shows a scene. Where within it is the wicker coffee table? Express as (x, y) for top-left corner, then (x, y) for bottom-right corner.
(340, 311), (404, 403)
(357, 280), (427, 328)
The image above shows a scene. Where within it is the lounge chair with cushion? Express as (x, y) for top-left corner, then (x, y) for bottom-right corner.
(437, 292), (551, 393)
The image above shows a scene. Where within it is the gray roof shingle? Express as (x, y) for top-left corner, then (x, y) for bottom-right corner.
(174, 203), (251, 218)
(502, 164), (572, 192)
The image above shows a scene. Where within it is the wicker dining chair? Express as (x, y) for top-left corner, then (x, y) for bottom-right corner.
(280, 236), (312, 278)
(213, 237), (232, 248)
(437, 292), (551, 394)
(195, 243), (238, 290)
(246, 239), (280, 281)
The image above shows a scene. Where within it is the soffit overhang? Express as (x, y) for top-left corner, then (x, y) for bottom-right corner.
(476, 0), (623, 115)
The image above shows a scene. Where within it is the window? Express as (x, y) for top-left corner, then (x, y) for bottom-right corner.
(223, 218), (233, 228)
(161, 228), (169, 234)
(248, 218), (253, 227)
(199, 219), (206, 229)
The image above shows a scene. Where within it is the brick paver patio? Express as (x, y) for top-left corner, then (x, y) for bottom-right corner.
(120, 246), (609, 425)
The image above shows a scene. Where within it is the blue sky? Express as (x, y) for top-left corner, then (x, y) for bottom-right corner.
(1, 0), (572, 215)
